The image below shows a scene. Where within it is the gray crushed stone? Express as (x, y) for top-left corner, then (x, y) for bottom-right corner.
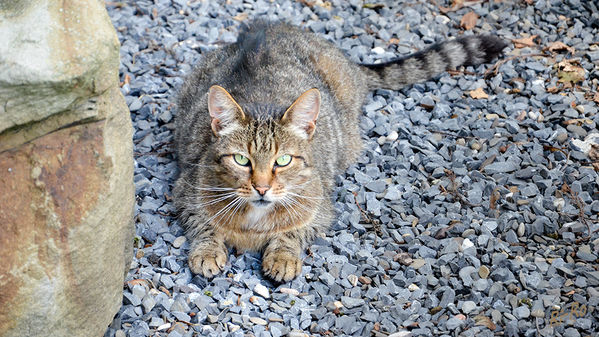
(105, 0), (599, 336)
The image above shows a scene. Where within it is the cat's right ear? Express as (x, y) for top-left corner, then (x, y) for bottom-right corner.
(207, 85), (245, 137)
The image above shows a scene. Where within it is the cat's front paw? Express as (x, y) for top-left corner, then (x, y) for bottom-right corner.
(188, 246), (227, 278)
(262, 250), (302, 282)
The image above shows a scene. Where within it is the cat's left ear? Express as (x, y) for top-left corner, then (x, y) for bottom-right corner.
(281, 88), (320, 140)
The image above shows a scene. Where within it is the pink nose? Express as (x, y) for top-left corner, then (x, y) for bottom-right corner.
(254, 186), (270, 196)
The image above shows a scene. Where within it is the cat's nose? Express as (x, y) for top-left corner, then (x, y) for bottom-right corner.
(254, 185), (270, 196)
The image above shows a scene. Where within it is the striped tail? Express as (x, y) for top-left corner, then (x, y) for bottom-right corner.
(362, 35), (508, 90)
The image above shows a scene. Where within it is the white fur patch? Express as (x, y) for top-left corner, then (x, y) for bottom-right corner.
(242, 206), (270, 230)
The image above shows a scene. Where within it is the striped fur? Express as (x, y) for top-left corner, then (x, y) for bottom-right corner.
(174, 21), (506, 282)
(362, 35), (508, 90)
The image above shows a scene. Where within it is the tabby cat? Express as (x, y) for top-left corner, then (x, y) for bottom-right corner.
(174, 21), (506, 282)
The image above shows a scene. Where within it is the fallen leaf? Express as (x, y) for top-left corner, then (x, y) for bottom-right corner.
(479, 153), (497, 171)
(232, 12), (248, 21)
(556, 59), (585, 85)
(363, 3), (384, 9)
(489, 187), (500, 210)
(439, 0), (465, 13)
(475, 315), (497, 330)
(546, 86), (559, 93)
(127, 279), (149, 288)
(469, 87), (489, 99)
(544, 41), (575, 54)
(460, 11), (478, 30)
(512, 35), (538, 48)
(430, 306), (443, 314)
(387, 37), (400, 45)
(562, 118), (593, 125)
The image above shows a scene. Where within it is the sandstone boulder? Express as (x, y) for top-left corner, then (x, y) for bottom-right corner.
(0, 1), (134, 337)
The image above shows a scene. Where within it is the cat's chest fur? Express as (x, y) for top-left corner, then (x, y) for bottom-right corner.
(243, 207), (270, 230)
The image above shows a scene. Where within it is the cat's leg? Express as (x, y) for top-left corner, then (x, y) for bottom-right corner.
(185, 219), (228, 278)
(262, 231), (305, 282)
(188, 236), (227, 278)
(262, 203), (331, 282)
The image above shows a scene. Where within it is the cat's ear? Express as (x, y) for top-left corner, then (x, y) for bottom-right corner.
(208, 85), (245, 136)
(281, 88), (320, 140)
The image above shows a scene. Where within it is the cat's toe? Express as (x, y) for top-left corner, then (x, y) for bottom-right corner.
(188, 247), (227, 278)
(262, 251), (302, 282)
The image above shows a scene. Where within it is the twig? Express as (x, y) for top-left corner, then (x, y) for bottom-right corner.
(441, 169), (482, 207)
(431, 130), (477, 140)
(352, 191), (382, 244)
(562, 183), (593, 242)
(484, 53), (549, 78)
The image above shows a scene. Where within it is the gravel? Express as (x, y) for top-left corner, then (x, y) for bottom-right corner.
(105, 0), (599, 336)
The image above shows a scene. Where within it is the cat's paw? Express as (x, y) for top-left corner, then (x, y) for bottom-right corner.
(262, 250), (302, 282)
(188, 246), (227, 278)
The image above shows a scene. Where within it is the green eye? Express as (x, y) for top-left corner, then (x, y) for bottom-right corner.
(233, 154), (250, 166)
(275, 154), (292, 167)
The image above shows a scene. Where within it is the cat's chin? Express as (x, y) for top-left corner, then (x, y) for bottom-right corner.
(251, 199), (272, 208)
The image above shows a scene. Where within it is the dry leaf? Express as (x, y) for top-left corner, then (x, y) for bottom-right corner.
(363, 3), (385, 9)
(475, 315), (497, 330)
(556, 59), (585, 85)
(512, 35), (538, 48)
(544, 41), (575, 54)
(489, 188), (500, 210)
(387, 37), (400, 45)
(232, 12), (248, 21)
(546, 86), (559, 93)
(469, 87), (489, 99)
(439, 0), (476, 14)
(127, 279), (149, 288)
(460, 11), (478, 30)
(562, 118), (592, 126)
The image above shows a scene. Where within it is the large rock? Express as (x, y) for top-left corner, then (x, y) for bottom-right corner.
(0, 1), (134, 337)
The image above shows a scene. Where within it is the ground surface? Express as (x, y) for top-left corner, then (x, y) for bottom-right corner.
(105, 0), (599, 336)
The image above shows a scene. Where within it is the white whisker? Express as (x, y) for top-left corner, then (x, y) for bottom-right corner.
(285, 192), (324, 200)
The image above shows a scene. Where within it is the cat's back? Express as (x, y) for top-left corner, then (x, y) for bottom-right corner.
(176, 21), (365, 169)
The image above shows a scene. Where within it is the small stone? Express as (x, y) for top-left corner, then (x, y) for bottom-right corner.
(253, 283), (270, 299)
(394, 252), (413, 265)
(445, 317), (465, 329)
(358, 276), (372, 285)
(410, 258), (426, 269)
(517, 222), (525, 237)
(408, 283), (420, 291)
(386, 130), (399, 142)
(341, 296), (365, 309)
(289, 331), (309, 337)
(484, 161), (518, 174)
(250, 317), (267, 325)
(531, 301), (544, 318)
(462, 301), (476, 314)
(172, 236), (186, 248)
(479, 266), (490, 279)
(142, 296), (156, 313)
(563, 328), (581, 337)
(514, 306), (530, 319)
(280, 287), (300, 296)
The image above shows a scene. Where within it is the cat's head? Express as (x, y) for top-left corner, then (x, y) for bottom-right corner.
(205, 85), (320, 211)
